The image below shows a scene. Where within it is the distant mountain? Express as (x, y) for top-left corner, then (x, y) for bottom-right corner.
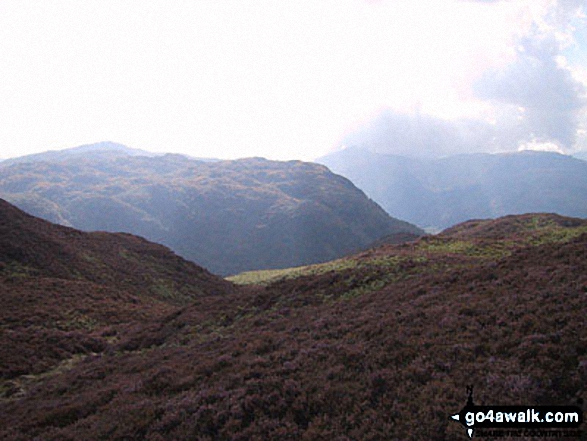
(2, 141), (221, 166)
(318, 147), (587, 230)
(0, 141), (163, 166)
(572, 150), (587, 161)
(0, 146), (422, 275)
(0, 198), (232, 379)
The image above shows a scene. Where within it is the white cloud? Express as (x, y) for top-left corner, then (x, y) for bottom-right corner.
(518, 139), (565, 153)
(475, 33), (585, 147)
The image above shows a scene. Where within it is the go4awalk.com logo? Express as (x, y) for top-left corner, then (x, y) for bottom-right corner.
(450, 387), (583, 438)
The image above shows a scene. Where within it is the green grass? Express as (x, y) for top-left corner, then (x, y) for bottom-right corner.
(227, 258), (361, 285)
(416, 237), (514, 259)
(228, 255), (434, 305)
(119, 248), (140, 262)
(150, 278), (188, 304)
(56, 310), (99, 332)
(527, 224), (587, 245)
(0, 261), (37, 278)
(417, 222), (587, 258)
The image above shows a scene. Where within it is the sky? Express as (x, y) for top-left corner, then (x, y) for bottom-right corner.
(0, 0), (586, 161)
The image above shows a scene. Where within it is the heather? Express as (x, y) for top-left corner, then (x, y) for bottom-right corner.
(1, 204), (586, 440)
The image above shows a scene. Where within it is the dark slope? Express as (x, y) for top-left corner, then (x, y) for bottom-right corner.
(318, 147), (587, 230)
(0, 198), (228, 299)
(1, 213), (585, 440)
(0, 198), (233, 381)
(0, 149), (423, 275)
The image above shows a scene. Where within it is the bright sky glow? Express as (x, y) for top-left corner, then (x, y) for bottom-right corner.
(0, 0), (585, 160)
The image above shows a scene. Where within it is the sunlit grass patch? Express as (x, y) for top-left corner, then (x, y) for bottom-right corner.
(227, 258), (359, 285)
(526, 224), (587, 246)
(415, 237), (513, 259)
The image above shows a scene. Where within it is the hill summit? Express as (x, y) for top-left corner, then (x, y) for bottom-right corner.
(0, 148), (423, 275)
(0, 141), (160, 166)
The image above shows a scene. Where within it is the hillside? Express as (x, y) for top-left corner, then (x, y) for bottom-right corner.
(0, 145), (422, 275)
(318, 147), (587, 230)
(0, 198), (233, 381)
(1, 211), (586, 439)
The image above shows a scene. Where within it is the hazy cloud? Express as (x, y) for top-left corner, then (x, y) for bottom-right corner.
(1, 0), (586, 160)
(339, 110), (496, 158)
(340, 0), (587, 157)
(553, 0), (586, 24)
(475, 33), (585, 148)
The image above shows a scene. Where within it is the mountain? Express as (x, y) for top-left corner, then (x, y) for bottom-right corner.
(318, 147), (587, 230)
(0, 198), (233, 381)
(0, 141), (161, 166)
(1, 141), (221, 165)
(2, 210), (586, 439)
(0, 145), (422, 275)
(572, 150), (587, 161)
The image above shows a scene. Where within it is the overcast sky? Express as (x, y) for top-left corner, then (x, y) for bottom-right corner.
(0, 0), (586, 160)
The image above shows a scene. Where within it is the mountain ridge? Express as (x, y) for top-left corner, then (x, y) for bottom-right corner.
(0, 147), (423, 275)
(0, 141), (163, 166)
(318, 147), (587, 230)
